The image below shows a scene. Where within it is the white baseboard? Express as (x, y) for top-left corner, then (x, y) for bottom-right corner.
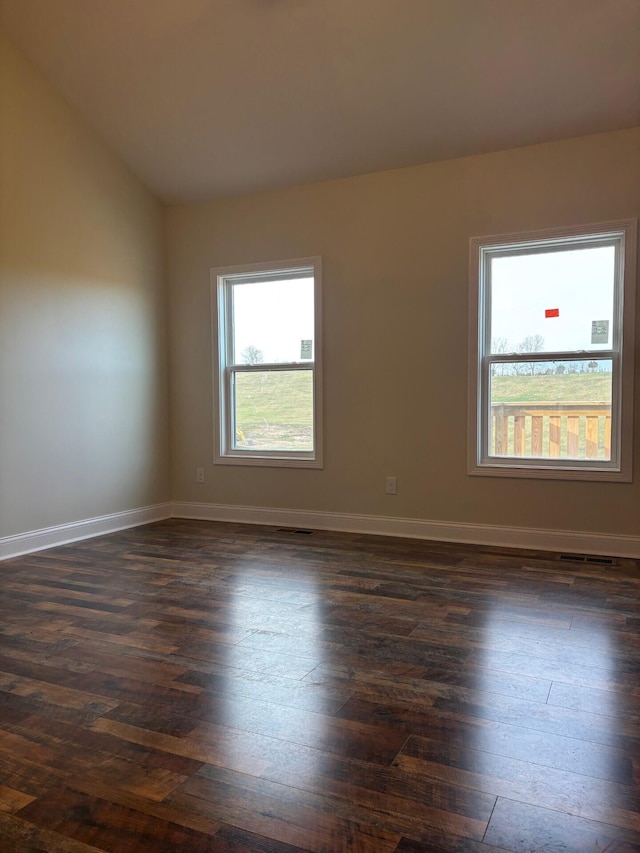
(0, 503), (173, 561)
(171, 501), (640, 559)
(3, 501), (637, 562)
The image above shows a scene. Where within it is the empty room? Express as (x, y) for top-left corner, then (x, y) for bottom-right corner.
(0, 1), (639, 850)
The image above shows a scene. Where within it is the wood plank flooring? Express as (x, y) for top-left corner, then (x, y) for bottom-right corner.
(0, 519), (638, 852)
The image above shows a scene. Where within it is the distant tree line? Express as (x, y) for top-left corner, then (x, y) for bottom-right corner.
(491, 336), (606, 377)
(241, 345), (264, 365)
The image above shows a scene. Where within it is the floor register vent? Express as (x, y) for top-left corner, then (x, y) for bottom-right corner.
(559, 553), (614, 566)
(276, 528), (316, 536)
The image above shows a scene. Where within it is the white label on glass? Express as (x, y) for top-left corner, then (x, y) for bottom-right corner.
(300, 339), (312, 359)
(591, 320), (609, 345)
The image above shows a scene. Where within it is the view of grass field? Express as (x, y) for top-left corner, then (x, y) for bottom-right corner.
(491, 372), (612, 403)
(232, 370), (613, 456)
(234, 371), (313, 450)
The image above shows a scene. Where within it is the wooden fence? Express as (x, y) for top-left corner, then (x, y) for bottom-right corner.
(490, 402), (611, 459)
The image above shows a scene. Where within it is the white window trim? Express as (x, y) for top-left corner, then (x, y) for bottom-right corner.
(211, 257), (323, 468)
(468, 220), (636, 481)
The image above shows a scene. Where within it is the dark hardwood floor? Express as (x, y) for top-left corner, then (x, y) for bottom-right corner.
(0, 519), (638, 852)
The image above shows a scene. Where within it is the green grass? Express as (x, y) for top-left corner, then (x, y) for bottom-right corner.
(234, 371), (313, 450)
(491, 372), (611, 403)
(235, 371), (313, 424)
(230, 370), (613, 454)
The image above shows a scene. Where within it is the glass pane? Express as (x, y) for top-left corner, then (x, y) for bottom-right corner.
(489, 360), (612, 460)
(232, 276), (314, 364)
(490, 246), (615, 354)
(234, 370), (313, 452)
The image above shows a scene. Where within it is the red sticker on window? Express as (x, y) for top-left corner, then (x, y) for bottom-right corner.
(545, 308), (560, 318)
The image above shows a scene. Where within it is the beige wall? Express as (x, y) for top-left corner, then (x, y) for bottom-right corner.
(2, 29), (637, 544)
(167, 128), (640, 537)
(0, 34), (169, 537)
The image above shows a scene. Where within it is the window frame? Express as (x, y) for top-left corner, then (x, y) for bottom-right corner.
(468, 220), (636, 481)
(211, 256), (323, 468)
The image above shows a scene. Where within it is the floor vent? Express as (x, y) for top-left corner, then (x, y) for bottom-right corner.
(275, 528), (316, 536)
(559, 553), (614, 565)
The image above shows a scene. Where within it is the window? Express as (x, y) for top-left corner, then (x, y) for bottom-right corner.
(469, 221), (636, 480)
(212, 257), (322, 467)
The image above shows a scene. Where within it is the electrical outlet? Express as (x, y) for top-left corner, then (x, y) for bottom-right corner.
(196, 467), (205, 484)
(385, 476), (397, 495)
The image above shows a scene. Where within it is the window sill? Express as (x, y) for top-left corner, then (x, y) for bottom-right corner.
(215, 453), (323, 469)
(468, 460), (631, 482)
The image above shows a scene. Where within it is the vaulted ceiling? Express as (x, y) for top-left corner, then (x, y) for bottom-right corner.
(2, 0), (639, 201)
